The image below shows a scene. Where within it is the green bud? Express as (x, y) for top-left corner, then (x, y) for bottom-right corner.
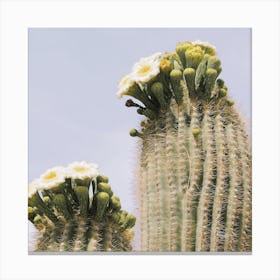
(183, 68), (196, 97)
(95, 192), (109, 220)
(217, 66), (222, 76)
(110, 196), (121, 211)
(111, 212), (121, 223)
(175, 42), (192, 67)
(192, 128), (201, 136)
(28, 207), (35, 214)
(142, 108), (157, 120)
(227, 100), (235, 106)
(28, 191), (58, 223)
(207, 56), (221, 71)
(33, 214), (42, 224)
(129, 128), (143, 138)
(122, 214), (136, 230)
(42, 196), (51, 205)
(185, 47), (204, 69)
(74, 186), (89, 217)
(53, 193), (72, 220)
(205, 68), (218, 97)
(151, 82), (167, 110)
(97, 182), (113, 197)
(194, 43), (216, 56)
(170, 69), (182, 81)
(195, 56), (209, 90)
(119, 211), (128, 226)
(160, 57), (173, 75)
(137, 108), (144, 115)
(73, 178), (91, 188)
(96, 175), (109, 184)
(219, 88), (227, 97)
(170, 69), (183, 104)
(216, 78), (225, 88)
(121, 83), (156, 111)
(28, 207), (36, 221)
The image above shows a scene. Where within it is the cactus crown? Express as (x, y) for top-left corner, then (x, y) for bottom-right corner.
(117, 41), (230, 120)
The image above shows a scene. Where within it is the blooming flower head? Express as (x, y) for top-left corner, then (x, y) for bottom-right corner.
(116, 75), (134, 99)
(65, 161), (99, 181)
(130, 52), (162, 84)
(38, 166), (66, 190)
(28, 179), (40, 198)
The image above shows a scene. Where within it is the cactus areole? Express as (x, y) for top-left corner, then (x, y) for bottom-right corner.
(28, 162), (136, 252)
(117, 41), (252, 252)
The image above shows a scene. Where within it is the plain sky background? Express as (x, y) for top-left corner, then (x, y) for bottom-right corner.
(28, 28), (251, 246)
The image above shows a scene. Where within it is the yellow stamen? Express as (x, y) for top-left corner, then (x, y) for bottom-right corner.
(74, 166), (87, 173)
(43, 171), (57, 182)
(137, 65), (152, 76)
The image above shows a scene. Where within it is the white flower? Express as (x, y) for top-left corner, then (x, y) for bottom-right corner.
(116, 75), (134, 99)
(28, 179), (40, 198)
(130, 52), (162, 84)
(38, 166), (66, 190)
(65, 161), (99, 180)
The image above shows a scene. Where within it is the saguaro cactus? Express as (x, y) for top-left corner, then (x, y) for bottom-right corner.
(117, 41), (251, 252)
(28, 161), (136, 252)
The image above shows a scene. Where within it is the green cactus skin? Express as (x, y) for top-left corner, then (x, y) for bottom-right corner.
(28, 173), (135, 252)
(120, 41), (251, 252)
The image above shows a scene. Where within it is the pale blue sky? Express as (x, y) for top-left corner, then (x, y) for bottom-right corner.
(28, 28), (251, 216)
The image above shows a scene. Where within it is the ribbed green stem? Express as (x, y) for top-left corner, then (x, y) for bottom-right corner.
(59, 220), (76, 251)
(165, 104), (180, 251)
(73, 218), (88, 251)
(146, 123), (157, 251)
(102, 223), (113, 251)
(196, 103), (216, 251)
(87, 222), (101, 251)
(154, 117), (169, 251)
(236, 113), (252, 252)
(182, 100), (202, 251)
(112, 228), (122, 251)
(224, 109), (244, 251)
(210, 112), (230, 251)
(174, 81), (191, 251)
(139, 129), (149, 251)
(46, 221), (65, 252)
(35, 224), (53, 251)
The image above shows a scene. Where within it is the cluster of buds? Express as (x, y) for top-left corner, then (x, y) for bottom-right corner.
(28, 161), (136, 251)
(116, 41), (233, 121)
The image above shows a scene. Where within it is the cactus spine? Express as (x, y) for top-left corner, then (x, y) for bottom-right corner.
(28, 162), (135, 252)
(117, 41), (251, 252)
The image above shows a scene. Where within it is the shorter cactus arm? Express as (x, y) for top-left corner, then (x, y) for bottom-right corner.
(28, 162), (136, 252)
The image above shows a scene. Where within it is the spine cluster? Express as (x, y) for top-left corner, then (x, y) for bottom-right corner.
(117, 41), (252, 252)
(28, 162), (135, 252)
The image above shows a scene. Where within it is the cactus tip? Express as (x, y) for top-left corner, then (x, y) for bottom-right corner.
(227, 100), (235, 106)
